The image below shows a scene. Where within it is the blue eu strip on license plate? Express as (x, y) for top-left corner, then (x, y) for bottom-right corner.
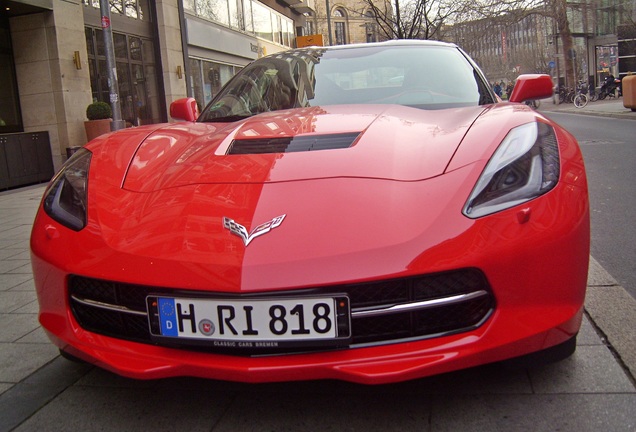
(157, 298), (178, 337)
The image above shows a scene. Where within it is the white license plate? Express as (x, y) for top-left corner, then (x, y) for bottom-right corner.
(149, 295), (349, 344)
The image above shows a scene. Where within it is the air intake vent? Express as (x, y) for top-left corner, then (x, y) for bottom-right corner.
(227, 132), (360, 155)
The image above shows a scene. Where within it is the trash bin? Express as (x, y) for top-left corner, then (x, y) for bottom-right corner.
(623, 73), (636, 112)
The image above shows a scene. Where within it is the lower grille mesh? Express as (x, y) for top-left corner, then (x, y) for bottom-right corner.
(68, 268), (494, 354)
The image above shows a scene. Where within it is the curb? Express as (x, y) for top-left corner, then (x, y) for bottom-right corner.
(538, 98), (636, 120)
(586, 257), (636, 384)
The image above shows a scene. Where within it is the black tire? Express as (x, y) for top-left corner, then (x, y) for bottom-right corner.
(500, 335), (577, 370)
(59, 349), (88, 363)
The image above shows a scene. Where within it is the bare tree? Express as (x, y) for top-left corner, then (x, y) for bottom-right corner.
(468, 0), (576, 87)
(360, 0), (469, 40)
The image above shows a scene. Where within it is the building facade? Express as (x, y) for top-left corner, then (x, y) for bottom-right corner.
(1, 0), (312, 171)
(307, 0), (388, 46)
(446, 0), (635, 90)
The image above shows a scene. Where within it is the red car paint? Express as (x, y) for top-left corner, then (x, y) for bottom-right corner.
(31, 41), (588, 384)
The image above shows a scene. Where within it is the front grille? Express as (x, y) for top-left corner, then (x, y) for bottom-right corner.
(68, 268), (494, 355)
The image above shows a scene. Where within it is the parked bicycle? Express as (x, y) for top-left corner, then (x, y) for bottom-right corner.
(573, 81), (589, 108)
(573, 89), (588, 108)
(557, 85), (575, 104)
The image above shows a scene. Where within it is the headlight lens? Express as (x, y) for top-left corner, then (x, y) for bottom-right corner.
(463, 122), (559, 218)
(43, 148), (92, 231)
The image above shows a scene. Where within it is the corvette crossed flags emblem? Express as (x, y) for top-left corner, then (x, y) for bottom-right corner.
(223, 215), (286, 246)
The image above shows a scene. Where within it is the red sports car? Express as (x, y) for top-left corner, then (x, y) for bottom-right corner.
(31, 40), (589, 384)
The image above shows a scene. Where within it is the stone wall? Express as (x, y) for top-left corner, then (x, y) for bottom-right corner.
(10, 0), (92, 164)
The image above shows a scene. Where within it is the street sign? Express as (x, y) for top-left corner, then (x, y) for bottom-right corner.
(549, 61), (556, 69)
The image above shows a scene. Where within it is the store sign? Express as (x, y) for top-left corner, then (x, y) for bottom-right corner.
(296, 35), (323, 48)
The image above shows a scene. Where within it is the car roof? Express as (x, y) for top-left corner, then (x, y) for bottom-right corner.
(326, 39), (457, 50)
(269, 39), (459, 57)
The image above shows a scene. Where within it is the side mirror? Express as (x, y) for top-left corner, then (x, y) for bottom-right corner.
(170, 98), (199, 122)
(509, 74), (554, 103)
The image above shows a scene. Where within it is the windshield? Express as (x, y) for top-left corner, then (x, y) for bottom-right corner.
(199, 45), (494, 122)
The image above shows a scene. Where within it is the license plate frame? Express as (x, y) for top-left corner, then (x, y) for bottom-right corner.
(147, 294), (351, 350)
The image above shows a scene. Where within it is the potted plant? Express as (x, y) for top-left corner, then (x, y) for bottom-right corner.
(84, 101), (112, 142)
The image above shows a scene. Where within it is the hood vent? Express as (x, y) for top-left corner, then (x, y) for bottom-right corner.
(227, 132), (361, 155)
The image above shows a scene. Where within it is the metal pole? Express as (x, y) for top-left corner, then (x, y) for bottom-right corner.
(325, 0), (333, 46)
(99, 0), (126, 131)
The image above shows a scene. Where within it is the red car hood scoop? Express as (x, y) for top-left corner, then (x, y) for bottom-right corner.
(227, 132), (361, 155)
(123, 105), (484, 193)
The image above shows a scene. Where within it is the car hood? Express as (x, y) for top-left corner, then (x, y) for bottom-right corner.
(123, 104), (485, 193)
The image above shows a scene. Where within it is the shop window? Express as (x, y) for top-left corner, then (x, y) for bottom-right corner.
(244, 0), (254, 33)
(83, 0), (149, 21)
(252, 2), (273, 42)
(184, 0), (195, 13)
(229, 0), (242, 30)
(198, 0), (230, 26)
(274, 14), (282, 45)
(189, 58), (240, 108)
(187, 0), (293, 46)
(85, 27), (161, 126)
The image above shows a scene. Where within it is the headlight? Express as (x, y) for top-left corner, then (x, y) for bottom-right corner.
(463, 122), (559, 218)
(43, 148), (92, 231)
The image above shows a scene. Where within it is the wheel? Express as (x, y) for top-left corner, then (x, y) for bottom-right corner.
(573, 94), (588, 108)
(589, 93), (598, 102)
(500, 335), (577, 370)
(59, 349), (88, 363)
(598, 90), (607, 100)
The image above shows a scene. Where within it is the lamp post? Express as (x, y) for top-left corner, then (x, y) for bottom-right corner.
(325, 0), (333, 45)
(99, 0), (125, 131)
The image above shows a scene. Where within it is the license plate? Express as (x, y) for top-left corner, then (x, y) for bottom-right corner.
(147, 295), (350, 347)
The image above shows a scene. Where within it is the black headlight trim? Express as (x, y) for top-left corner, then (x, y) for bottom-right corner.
(43, 148), (92, 231)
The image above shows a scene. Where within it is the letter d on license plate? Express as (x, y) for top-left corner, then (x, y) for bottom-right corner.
(147, 295), (350, 347)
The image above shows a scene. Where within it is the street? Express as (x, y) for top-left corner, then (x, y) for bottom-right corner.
(541, 111), (636, 299)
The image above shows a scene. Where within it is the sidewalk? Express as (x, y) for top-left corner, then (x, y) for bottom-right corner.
(538, 96), (636, 120)
(1, 186), (635, 431)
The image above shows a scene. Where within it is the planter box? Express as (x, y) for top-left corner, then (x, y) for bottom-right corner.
(85, 119), (112, 142)
(0, 131), (54, 190)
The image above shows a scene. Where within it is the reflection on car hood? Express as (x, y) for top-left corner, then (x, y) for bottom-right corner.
(123, 104), (485, 193)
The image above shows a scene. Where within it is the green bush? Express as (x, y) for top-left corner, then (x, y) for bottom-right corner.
(86, 102), (112, 120)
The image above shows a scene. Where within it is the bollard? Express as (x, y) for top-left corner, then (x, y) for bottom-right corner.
(622, 73), (636, 112)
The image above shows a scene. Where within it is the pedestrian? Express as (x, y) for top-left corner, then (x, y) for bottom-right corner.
(493, 82), (502, 97)
(506, 82), (514, 98)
